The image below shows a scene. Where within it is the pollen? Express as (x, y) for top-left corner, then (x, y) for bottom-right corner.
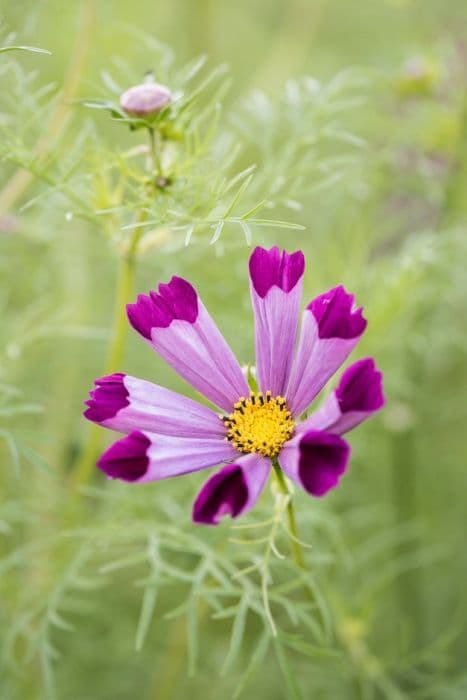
(221, 391), (295, 458)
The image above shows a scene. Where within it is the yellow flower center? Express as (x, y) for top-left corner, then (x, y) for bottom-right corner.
(222, 391), (295, 458)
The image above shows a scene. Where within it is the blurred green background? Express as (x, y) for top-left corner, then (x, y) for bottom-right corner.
(1, 0), (467, 698)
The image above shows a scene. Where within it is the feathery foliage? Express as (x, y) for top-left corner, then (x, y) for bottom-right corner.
(1, 2), (467, 699)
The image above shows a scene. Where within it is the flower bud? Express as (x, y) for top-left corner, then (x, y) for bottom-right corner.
(120, 81), (172, 118)
(396, 56), (438, 98)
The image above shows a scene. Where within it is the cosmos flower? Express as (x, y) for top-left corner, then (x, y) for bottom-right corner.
(84, 247), (384, 525)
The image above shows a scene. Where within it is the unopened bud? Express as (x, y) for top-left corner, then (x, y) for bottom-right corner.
(120, 81), (172, 118)
(396, 56), (438, 97)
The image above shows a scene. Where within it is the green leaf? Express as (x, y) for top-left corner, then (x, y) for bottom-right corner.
(221, 595), (249, 672)
(223, 173), (254, 218)
(0, 45), (51, 55)
(274, 640), (305, 700)
(233, 631), (270, 699)
(247, 218), (305, 230)
(135, 584), (158, 651)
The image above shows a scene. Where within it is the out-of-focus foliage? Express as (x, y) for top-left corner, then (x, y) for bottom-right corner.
(1, 1), (467, 699)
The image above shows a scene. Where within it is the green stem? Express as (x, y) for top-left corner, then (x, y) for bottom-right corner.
(273, 463), (306, 569)
(148, 127), (162, 177)
(391, 427), (422, 648)
(72, 219), (146, 487)
(438, 90), (467, 228)
(106, 233), (142, 373)
(0, 1), (95, 216)
(272, 463), (320, 613)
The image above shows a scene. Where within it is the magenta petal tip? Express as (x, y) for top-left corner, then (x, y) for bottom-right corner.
(192, 464), (248, 525)
(249, 246), (305, 298)
(97, 431), (150, 482)
(336, 358), (385, 413)
(84, 373), (129, 423)
(308, 285), (367, 339)
(127, 276), (198, 339)
(298, 430), (350, 496)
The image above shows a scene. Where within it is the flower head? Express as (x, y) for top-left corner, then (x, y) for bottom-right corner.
(84, 247), (384, 524)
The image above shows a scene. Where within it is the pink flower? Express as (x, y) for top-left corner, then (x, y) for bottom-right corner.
(84, 248), (384, 525)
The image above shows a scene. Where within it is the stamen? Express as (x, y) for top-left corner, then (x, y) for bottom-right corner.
(222, 391), (294, 458)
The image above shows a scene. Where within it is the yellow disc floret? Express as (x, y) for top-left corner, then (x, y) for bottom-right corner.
(222, 391), (295, 458)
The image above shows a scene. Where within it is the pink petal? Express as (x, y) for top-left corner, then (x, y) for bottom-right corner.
(98, 430), (237, 483)
(84, 373), (224, 438)
(249, 246), (305, 396)
(127, 277), (249, 412)
(298, 358), (385, 435)
(286, 286), (367, 416)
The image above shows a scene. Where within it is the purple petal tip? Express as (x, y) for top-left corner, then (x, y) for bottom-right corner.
(298, 430), (350, 497)
(97, 431), (150, 482)
(84, 373), (129, 423)
(336, 358), (385, 413)
(192, 464), (248, 525)
(127, 276), (198, 339)
(249, 246), (305, 298)
(308, 285), (367, 339)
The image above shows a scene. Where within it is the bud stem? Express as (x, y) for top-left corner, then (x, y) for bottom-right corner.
(148, 127), (162, 177)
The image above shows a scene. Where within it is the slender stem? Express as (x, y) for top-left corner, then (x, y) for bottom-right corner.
(148, 127), (162, 177)
(272, 462), (320, 615)
(273, 463), (306, 569)
(71, 216), (146, 487)
(438, 90), (467, 228)
(72, 122), (155, 490)
(0, 0), (95, 216)
(102, 217), (146, 379)
(391, 426), (422, 649)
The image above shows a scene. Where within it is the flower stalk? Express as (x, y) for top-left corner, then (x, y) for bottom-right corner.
(72, 214), (146, 487)
(272, 460), (320, 616)
(272, 460), (306, 569)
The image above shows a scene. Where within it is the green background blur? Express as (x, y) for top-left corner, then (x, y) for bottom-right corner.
(1, 1), (467, 699)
